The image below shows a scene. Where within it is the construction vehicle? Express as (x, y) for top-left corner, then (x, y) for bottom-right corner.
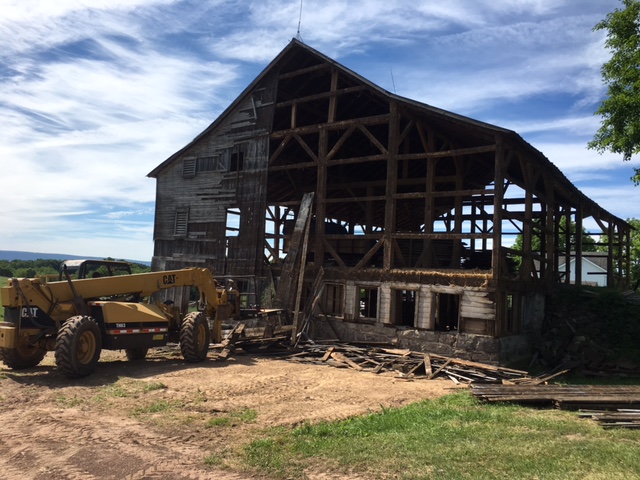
(0, 268), (239, 378)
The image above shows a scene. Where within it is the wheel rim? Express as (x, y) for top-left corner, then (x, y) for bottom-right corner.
(77, 331), (96, 364)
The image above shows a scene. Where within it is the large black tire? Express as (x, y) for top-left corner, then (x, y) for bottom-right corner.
(125, 348), (148, 361)
(180, 312), (210, 363)
(1, 339), (47, 370)
(55, 316), (102, 378)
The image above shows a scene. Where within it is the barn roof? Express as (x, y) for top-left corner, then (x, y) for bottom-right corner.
(148, 38), (628, 228)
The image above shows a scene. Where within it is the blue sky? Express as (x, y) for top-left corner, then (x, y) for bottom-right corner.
(1, 0), (639, 262)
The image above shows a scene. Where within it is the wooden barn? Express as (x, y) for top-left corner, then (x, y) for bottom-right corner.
(148, 39), (631, 364)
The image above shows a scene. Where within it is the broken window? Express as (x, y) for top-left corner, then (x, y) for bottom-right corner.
(358, 286), (378, 320)
(434, 292), (460, 332)
(226, 208), (241, 237)
(392, 289), (417, 327)
(324, 283), (344, 316)
(174, 209), (189, 237)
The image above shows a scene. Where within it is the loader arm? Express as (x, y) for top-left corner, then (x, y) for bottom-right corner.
(1, 268), (227, 322)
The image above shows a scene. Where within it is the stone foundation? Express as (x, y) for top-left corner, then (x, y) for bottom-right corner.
(310, 317), (534, 366)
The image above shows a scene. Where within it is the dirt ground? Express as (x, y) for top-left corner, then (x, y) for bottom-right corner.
(0, 346), (452, 480)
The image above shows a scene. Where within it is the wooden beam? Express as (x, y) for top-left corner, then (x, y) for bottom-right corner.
(384, 102), (399, 269)
(492, 136), (505, 281)
(271, 114), (390, 138)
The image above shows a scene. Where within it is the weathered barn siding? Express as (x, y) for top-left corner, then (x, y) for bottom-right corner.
(152, 72), (279, 278)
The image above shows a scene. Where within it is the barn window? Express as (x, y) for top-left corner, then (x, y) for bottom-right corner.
(434, 292), (460, 332)
(174, 210), (189, 237)
(230, 151), (244, 172)
(226, 208), (241, 237)
(358, 286), (378, 320)
(324, 283), (344, 316)
(392, 289), (417, 327)
(505, 293), (522, 334)
(182, 157), (196, 177)
(197, 156), (216, 172)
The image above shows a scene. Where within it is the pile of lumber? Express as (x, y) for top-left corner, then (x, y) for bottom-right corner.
(471, 384), (640, 410)
(286, 342), (541, 384)
(578, 409), (640, 429)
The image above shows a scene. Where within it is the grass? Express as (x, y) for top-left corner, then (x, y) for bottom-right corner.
(206, 408), (257, 428)
(241, 392), (640, 480)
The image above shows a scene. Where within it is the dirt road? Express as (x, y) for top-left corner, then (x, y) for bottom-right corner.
(0, 347), (451, 479)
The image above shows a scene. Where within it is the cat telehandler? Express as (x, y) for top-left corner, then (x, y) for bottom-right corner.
(0, 267), (239, 378)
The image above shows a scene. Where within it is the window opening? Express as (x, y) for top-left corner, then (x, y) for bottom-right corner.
(197, 156), (216, 172)
(393, 289), (417, 327)
(358, 286), (378, 320)
(230, 151), (244, 172)
(434, 293), (460, 331)
(226, 208), (241, 237)
(505, 293), (522, 333)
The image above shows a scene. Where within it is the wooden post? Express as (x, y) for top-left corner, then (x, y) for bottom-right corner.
(564, 208), (571, 285)
(607, 222), (614, 287)
(575, 206), (583, 287)
(492, 136), (505, 281)
(315, 128), (328, 267)
(383, 101), (399, 270)
(292, 211), (313, 343)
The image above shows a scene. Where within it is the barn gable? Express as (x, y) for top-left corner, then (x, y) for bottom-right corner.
(148, 39), (631, 364)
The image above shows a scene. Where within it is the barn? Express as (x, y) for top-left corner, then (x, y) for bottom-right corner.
(148, 39), (631, 364)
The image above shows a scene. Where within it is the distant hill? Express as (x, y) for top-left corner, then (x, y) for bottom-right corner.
(0, 250), (151, 266)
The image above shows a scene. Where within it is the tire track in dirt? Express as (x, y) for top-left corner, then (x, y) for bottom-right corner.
(0, 405), (251, 480)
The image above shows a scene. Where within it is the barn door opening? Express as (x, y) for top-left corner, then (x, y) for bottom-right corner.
(434, 293), (460, 331)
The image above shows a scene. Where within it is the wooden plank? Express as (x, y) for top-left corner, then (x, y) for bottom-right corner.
(428, 358), (452, 380)
(330, 351), (363, 371)
(321, 346), (335, 362)
(274, 192), (314, 310)
(424, 353), (433, 378)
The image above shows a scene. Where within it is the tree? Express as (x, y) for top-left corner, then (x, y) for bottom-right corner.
(589, 0), (640, 184)
(511, 217), (597, 255)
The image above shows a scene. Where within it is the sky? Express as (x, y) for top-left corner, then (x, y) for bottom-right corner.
(1, 0), (639, 262)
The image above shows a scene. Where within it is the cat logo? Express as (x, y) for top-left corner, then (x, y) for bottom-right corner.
(21, 307), (39, 318)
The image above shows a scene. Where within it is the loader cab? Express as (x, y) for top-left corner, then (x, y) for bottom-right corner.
(59, 259), (132, 281)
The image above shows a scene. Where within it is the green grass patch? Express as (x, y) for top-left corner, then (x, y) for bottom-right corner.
(131, 399), (179, 416)
(143, 381), (168, 393)
(91, 379), (169, 404)
(243, 392), (640, 480)
(206, 408), (257, 427)
(55, 395), (83, 408)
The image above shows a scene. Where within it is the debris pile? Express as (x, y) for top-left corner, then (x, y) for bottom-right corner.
(286, 342), (540, 384)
